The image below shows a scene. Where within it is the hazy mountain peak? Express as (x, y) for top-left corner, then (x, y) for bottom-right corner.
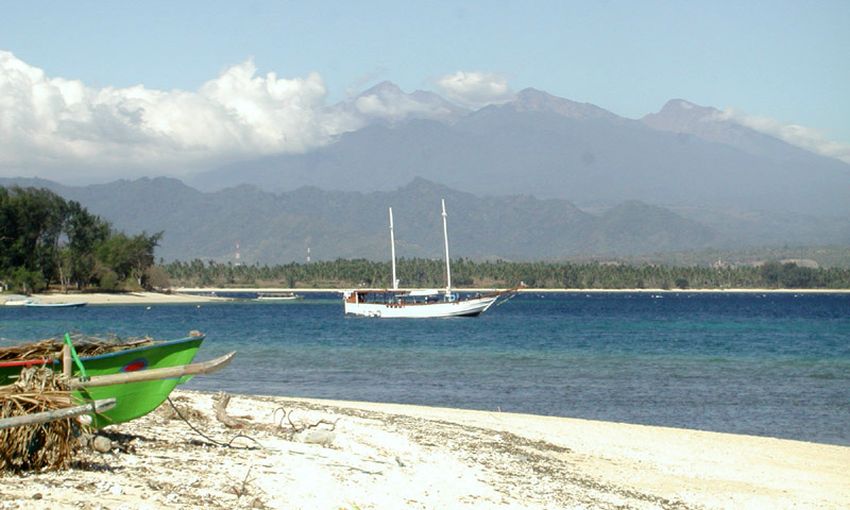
(645, 99), (720, 128)
(398, 177), (453, 195)
(509, 88), (620, 121)
(663, 98), (715, 113)
(357, 81), (405, 98)
(641, 98), (837, 163)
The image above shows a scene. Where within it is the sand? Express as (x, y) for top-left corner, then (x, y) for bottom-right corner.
(2, 291), (231, 306)
(1, 390), (847, 510)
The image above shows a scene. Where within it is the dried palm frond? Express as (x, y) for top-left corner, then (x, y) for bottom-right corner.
(0, 334), (154, 362)
(0, 367), (90, 473)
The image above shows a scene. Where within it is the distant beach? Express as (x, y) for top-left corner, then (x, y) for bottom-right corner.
(1, 291), (231, 306)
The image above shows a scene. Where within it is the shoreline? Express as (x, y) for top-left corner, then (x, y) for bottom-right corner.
(3, 287), (848, 306)
(2, 389), (847, 509)
(1, 291), (232, 306)
(174, 286), (850, 294)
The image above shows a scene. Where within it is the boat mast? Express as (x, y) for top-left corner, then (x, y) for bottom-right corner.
(441, 199), (452, 295)
(389, 207), (398, 290)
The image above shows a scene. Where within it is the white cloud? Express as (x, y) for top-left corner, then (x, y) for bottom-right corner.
(717, 108), (850, 164)
(0, 51), (359, 181)
(434, 71), (514, 108)
(350, 82), (457, 123)
(355, 92), (431, 121)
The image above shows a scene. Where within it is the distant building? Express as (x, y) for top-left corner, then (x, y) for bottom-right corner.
(780, 258), (819, 269)
(711, 258), (731, 269)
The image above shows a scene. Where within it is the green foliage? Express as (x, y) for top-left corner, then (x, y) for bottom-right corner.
(0, 186), (161, 293)
(162, 258), (850, 290)
(8, 267), (46, 294)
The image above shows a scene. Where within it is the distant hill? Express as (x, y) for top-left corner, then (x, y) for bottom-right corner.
(192, 87), (850, 218)
(1, 177), (717, 263)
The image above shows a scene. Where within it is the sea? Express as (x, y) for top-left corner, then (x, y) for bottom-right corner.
(1, 292), (848, 446)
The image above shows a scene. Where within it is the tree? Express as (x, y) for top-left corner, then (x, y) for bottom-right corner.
(64, 200), (110, 289)
(95, 231), (162, 290)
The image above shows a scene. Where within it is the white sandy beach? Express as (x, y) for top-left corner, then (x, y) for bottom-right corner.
(1, 390), (847, 509)
(2, 291), (231, 306)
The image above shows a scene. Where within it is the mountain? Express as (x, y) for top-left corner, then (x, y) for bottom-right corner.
(0, 177), (716, 263)
(192, 87), (850, 219)
(507, 88), (623, 121)
(641, 99), (821, 162)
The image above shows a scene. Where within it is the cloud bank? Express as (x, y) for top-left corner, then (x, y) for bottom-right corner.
(0, 51), (367, 181)
(434, 71), (514, 108)
(0, 52), (471, 182)
(718, 108), (850, 164)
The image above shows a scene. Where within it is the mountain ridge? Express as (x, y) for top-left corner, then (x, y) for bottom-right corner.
(190, 84), (850, 219)
(0, 176), (718, 263)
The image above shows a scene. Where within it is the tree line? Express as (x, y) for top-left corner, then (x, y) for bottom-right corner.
(0, 186), (164, 294)
(163, 257), (850, 290)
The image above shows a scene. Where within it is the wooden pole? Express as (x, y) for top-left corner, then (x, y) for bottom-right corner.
(0, 398), (116, 430)
(62, 343), (71, 378)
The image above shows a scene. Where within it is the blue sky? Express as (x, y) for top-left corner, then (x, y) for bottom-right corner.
(1, 0), (848, 181)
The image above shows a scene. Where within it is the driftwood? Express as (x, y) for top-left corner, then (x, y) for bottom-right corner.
(213, 392), (249, 429)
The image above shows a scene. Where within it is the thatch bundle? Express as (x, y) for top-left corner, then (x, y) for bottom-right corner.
(0, 367), (89, 472)
(0, 334), (154, 363)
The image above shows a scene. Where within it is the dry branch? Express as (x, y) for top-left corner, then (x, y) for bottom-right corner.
(213, 392), (250, 429)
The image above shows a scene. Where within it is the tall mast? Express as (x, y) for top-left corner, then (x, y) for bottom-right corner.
(389, 207), (398, 290)
(441, 199), (452, 294)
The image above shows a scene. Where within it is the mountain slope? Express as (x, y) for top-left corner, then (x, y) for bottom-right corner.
(1, 177), (717, 263)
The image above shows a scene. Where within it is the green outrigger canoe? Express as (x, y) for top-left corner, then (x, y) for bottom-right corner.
(0, 335), (209, 428)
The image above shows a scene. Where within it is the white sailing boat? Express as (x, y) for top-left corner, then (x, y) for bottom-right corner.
(343, 199), (507, 318)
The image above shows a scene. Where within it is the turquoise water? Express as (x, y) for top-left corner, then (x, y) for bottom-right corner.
(1, 292), (848, 445)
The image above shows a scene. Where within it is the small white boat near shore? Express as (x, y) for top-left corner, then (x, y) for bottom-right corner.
(24, 301), (87, 308)
(256, 292), (303, 301)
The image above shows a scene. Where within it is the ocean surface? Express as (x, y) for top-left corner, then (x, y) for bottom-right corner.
(1, 292), (848, 446)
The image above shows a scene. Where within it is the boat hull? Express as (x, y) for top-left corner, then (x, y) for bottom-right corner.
(24, 302), (87, 308)
(0, 336), (204, 428)
(344, 294), (499, 318)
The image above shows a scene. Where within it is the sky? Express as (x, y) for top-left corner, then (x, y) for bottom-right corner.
(1, 0), (849, 182)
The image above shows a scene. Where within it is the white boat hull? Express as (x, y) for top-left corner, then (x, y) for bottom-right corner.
(344, 294), (499, 318)
(24, 302), (87, 308)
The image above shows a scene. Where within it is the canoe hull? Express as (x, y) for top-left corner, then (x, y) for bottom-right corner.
(1, 336), (204, 428)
